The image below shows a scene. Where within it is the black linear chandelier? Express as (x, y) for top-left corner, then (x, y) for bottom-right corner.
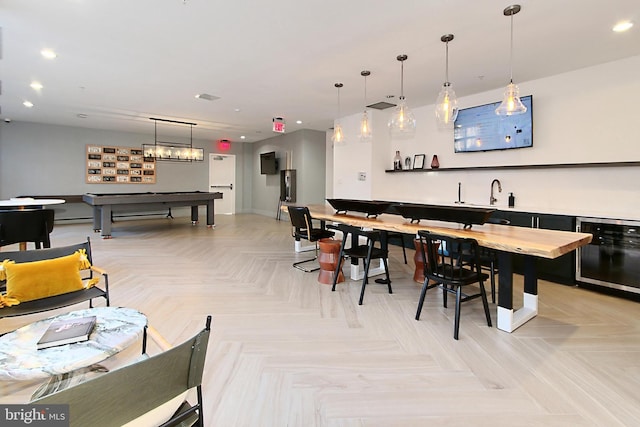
(143, 118), (204, 162)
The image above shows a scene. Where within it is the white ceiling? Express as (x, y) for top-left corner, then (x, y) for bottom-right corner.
(1, 0), (639, 142)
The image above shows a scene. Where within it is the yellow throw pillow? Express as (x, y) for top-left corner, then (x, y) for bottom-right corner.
(5, 252), (84, 302)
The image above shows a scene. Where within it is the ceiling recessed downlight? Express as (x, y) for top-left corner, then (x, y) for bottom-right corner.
(296, 120), (302, 124)
(30, 82), (43, 90)
(23, 101), (34, 108)
(40, 49), (57, 59)
(613, 21), (633, 32)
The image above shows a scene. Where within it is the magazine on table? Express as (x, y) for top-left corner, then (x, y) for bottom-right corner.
(37, 315), (97, 350)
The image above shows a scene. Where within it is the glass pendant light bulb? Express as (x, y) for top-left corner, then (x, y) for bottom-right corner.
(495, 82), (527, 116)
(332, 83), (345, 144)
(496, 5), (527, 116)
(332, 122), (344, 144)
(389, 97), (416, 137)
(435, 84), (459, 125)
(359, 70), (372, 142)
(435, 34), (459, 129)
(388, 55), (416, 138)
(359, 110), (372, 142)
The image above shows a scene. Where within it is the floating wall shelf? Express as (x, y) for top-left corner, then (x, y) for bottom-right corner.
(385, 161), (640, 173)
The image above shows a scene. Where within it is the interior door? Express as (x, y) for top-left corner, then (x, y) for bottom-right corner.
(209, 154), (235, 215)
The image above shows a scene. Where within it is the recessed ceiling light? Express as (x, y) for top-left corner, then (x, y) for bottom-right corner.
(234, 108), (241, 112)
(40, 49), (57, 59)
(30, 82), (43, 90)
(240, 135), (246, 140)
(296, 120), (302, 124)
(613, 21), (633, 32)
(23, 101), (34, 108)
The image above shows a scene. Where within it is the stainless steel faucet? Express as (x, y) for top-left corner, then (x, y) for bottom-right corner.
(490, 179), (502, 205)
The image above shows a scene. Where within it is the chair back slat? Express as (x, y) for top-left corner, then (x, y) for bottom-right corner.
(0, 239), (92, 264)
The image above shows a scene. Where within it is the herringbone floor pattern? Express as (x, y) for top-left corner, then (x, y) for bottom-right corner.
(2, 214), (639, 426)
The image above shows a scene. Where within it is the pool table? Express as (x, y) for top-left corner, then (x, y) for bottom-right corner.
(82, 191), (223, 238)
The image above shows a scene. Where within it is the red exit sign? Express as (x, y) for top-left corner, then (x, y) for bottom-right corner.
(273, 117), (285, 133)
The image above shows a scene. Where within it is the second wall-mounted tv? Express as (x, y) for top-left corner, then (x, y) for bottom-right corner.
(454, 95), (533, 153)
(260, 151), (278, 175)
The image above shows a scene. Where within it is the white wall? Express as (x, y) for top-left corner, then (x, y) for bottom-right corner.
(331, 55), (640, 221)
(251, 129), (326, 217)
(0, 122), (248, 218)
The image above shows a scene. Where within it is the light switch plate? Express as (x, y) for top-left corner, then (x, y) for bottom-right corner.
(358, 172), (366, 181)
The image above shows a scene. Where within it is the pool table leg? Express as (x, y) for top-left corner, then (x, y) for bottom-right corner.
(100, 206), (112, 239)
(191, 205), (198, 224)
(206, 200), (215, 228)
(92, 206), (102, 232)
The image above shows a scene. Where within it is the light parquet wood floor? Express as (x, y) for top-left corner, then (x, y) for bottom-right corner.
(2, 214), (639, 426)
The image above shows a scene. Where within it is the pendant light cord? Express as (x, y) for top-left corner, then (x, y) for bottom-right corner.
(445, 41), (450, 84)
(509, 13), (514, 83)
(400, 60), (405, 99)
(364, 75), (368, 107)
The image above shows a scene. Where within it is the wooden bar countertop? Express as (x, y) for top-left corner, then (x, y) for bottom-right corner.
(303, 204), (593, 260)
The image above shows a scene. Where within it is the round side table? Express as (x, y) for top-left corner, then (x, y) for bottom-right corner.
(0, 307), (147, 382)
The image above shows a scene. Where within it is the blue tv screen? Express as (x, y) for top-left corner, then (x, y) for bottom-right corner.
(454, 95), (533, 153)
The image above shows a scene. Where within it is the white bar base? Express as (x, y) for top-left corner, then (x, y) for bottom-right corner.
(350, 259), (385, 280)
(497, 292), (538, 333)
(294, 241), (316, 253)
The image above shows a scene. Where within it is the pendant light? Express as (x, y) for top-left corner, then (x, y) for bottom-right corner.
(435, 34), (459, 129)
(359, 70), (372, 142)
(496, 4), (527, 116)
(388, 54), (416, 138)
(332, 83), (345, 144)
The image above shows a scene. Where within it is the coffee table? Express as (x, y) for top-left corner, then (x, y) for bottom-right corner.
(0, 307), (146, 399)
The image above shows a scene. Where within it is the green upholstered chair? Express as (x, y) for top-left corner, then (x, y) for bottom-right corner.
(33, 316), (212, 427)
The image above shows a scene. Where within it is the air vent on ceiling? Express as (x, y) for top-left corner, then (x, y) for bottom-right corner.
(195, 93), (219, 101)
(367, 101), (396, 110)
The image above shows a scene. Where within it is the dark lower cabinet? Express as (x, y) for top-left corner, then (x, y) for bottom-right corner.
(491, 210), (576, 285)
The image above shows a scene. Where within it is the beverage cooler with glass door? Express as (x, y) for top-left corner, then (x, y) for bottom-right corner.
(576, 217), (640, 296)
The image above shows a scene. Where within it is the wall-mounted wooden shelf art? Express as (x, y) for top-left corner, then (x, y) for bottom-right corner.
(86, 145), (156, 184)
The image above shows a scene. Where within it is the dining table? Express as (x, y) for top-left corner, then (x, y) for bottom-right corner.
(303, 203), (593, 333)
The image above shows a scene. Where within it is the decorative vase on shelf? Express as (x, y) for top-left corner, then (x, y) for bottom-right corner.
(393, 150), (402, 170)
(431, 155), (440, 169)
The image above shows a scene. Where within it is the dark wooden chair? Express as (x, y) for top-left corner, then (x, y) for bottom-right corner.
(331, 223), (392, 305)
(0, 208), (55, 250)
(415, 230), (492, 340)
(33, 316), (212, 427)
(456, 217), (511, 303)
(287, 206), (335, 272)
(0, 238), (109, 321)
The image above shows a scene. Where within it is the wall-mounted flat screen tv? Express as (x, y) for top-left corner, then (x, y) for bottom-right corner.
(260, 151), (278, 175)
(454, 95), (533, 153)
